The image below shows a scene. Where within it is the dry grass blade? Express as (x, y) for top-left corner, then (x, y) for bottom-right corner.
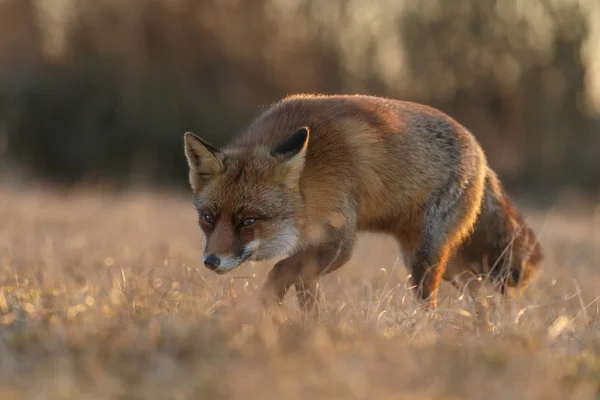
(0, 187), (599, 399)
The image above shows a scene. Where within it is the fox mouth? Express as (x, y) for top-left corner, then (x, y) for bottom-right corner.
(212, 250), (254, 275)
(241, 250), (253, 263)
(214, 269), (231, 275)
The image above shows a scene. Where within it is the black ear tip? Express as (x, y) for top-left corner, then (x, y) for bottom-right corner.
(184, 131), (197, 142)
(296, 127), (309, 142)
(292, 126), (310, 146)
(271, 126), (311, 157)
(183, 132), (221, 154)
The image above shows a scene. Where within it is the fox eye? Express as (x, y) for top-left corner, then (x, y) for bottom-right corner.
(204, 214), (214, 225)
(241, 218), (256, 227)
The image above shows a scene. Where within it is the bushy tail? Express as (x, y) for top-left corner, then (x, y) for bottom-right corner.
(494, 223), (543, 295)
(486, 179), (543, 294)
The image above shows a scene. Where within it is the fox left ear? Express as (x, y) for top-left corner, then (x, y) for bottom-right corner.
(183, 132), (224, 191)
(271, 127), (310, 185)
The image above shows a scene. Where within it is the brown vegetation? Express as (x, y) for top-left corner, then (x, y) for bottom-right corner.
(0, 187), (599, 399)
(1, 0), (599, 196)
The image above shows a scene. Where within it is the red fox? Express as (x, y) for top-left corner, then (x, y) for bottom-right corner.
(183, 94), (542, 312)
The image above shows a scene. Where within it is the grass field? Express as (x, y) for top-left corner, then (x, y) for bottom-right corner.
(0, 186), (599, 399)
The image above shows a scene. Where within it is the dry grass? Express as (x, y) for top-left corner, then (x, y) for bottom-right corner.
(0, 186), (600, 399)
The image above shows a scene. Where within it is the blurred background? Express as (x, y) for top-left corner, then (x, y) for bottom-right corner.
(0, 0), (599, 202)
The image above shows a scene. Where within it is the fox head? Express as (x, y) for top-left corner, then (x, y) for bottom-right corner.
(183, 127), (310, 274)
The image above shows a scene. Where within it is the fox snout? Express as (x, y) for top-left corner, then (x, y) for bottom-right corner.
(202, 253), (242, 274)
(202, 240), (259, 274)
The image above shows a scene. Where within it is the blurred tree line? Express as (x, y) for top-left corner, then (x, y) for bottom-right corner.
(0, 0), (599, 198)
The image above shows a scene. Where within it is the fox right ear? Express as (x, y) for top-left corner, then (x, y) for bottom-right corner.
(183, 132), (223, 190)
(270, 127), (310, 161)
(271, 127), (310, 187)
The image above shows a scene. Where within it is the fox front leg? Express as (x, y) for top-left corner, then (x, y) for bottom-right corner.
(294, 236), (356, 311)
(260, 256), (321, 312)
(260, 250), (309, 309)
(261, 236), (356, 312)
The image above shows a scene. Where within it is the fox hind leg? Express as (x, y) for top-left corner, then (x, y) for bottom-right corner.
(444, 259), (492, 329)
(410, 170), (486, 309)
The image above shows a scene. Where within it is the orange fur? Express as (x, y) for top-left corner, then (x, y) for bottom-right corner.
(184, 94), (543, 312)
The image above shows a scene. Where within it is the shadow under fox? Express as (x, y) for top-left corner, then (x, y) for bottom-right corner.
(183, 94), (542, 311)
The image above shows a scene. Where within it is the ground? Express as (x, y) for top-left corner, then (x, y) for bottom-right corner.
(0, 185), (599, 399)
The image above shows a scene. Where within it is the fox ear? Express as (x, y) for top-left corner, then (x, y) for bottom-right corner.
(271, 127), (310, 186)
(184, 132), (223, 190)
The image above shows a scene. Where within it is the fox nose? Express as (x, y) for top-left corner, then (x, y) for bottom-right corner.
(203, 254), (221, 271)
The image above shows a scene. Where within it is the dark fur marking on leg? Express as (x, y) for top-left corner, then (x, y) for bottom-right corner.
(410, 139), (484, 308)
